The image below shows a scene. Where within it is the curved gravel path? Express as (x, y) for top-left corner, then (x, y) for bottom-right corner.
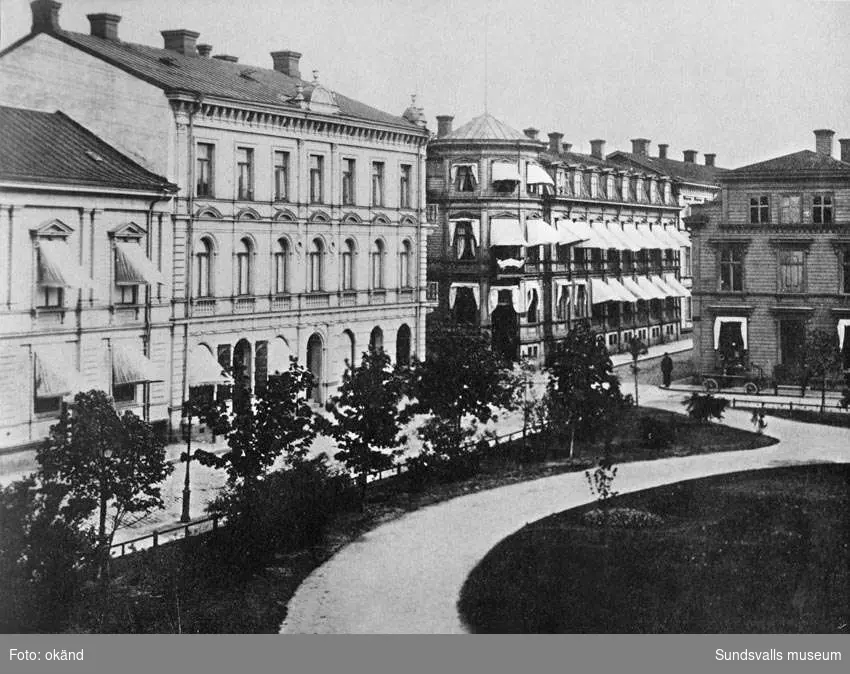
(280, 387), (850, 634)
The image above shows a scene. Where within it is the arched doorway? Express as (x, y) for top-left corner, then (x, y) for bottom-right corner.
(342, 329), (356, 373)
(396, 324), (411, 366)
(491, 291), (519, 361)
(306, 333), (323, 403)
(369, 326), (384, 353)
(232, 339), (252, 407)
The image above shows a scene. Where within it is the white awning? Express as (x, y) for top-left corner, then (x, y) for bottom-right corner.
(713, 317), (748, 350)
(650, 275), (678, 298)
(450, 163), (479, 184)
(608, 277), (639, 303)
(491, 161), (521, 183)
(496, 257), (525, 269)
(449, 282), (480, 309)
(490, 218), (527, 246)
(566, 220), (610, 249)
(637, 275), (668, 300)
(635, 226), (667, 250)
(663, 274), (691, 297)
(37, 240), (93, 289)
(838, 319), (850, 350)
(618, 223), (650, 250)
(525, 219), (560, 246)
(112, 343), (164, 385)
(188, 345), (232, 387)
(622, 276), (653, 301)
(449, 218), (481, 246)
(526, 163), (554, 186)
(115, 242), (167, 286)
(666, 227), (691, 247)
(604, 223), (642, 252)
(555, 219), (591, 246)
(590, 278), (618, 304)
(34, 346), (84, 398)
(647, 228), (677, 249)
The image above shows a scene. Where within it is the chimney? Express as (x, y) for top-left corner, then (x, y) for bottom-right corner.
(87, 13), (120, 40)
(212, 54), (238, 62)
(631, 138), (651, 156)
(590, 139), (606, 159)
(436, 115), (454, 138)
(562, 142), (573, 153)
(658, 144), (668, 159)
(548, 132), (564, 154)
(704, 153), (716, 167)
(161, 29), (200, 56)
(271, 50), (302, 78)
(31, 0), (61, 33)
(683, 149), (697, 163)
(839, 139), (850, 163)
(197, 44), (213, 58)
(814, 129), (835, 156)
(523, 127), (539, 140)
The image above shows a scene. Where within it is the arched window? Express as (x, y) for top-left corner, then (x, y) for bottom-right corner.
(196, 237), (214, 297)
(236, 237), (252, 295)
(309, 238), (324, 292)
(399, 240), (412, 288)
(396, 324), (411, 366)
(369, 326), (384, 353)
(343, 329), (356, 372)
(341, 239), (355, 291)
(274, 238), (289, 294)
(371, 239), (385, 289)
(306, 333), (323, 402)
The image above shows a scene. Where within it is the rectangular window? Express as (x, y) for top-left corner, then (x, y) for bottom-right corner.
(237, 147), (254, 200)
(342, 158), (356, 205)
(749, 195), (769, 223)
(113, 381), (136, 403)
(34, 394), (62, 415)
(118, 285), (139, 305)
(455, 165), (475, 192)
(574, 285), (587, 318)
(274, 151), (289, 201)
(310, 155), (324, 204)
(779, 194), (801, 224)
(39, 287), (64, 308)
(196, 143), (214, 197)
(719, 246), (743, 292)
(813, 194), (833, 224)
(778, 249), (805, 293)
(682, 247), (692, 276)
(371, 161), (385, 206)
(400, 164), (412, 208)
(843, 252), (850, 294)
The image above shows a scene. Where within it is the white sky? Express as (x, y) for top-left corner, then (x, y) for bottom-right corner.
(2, 0), (849, 167)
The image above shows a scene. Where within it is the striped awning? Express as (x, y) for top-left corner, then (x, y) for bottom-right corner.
(623, 276), (654, 301)
(637, 275), (668, 300)
(188, 345), (232, 387)
(607, 277), (639, 303)
(590, 278), (619, 304)
(115, 242), (167, 285)
(650, 275), (678, 298)
(112, 344), (164, 385)
(525, 219), (560, 245)
(663, 274), (691, 297)
(34, 346), (84, 398)
(37, 240), (93, 289)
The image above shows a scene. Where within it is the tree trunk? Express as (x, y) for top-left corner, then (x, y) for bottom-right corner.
(569, 426), (575, 459)
(632, 362), (639, 406)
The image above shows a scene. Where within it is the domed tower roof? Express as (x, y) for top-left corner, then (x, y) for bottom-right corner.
(446, 112), (529, 141)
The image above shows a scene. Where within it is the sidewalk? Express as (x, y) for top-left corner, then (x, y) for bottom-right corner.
(280, 383), (850, 633)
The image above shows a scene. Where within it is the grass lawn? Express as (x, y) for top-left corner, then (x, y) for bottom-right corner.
(458, 464), (850, 633)
(74, 406), (777, 633)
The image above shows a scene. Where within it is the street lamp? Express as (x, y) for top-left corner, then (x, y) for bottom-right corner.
(98, 445), (113, 579)
(180, 402), (193, 523)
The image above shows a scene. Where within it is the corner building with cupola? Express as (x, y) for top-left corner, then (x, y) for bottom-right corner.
(0, 1), (432, 450)
(426, 113), (692, 363)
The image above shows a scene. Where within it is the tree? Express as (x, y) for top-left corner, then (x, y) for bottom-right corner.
(193, 357), (317, 485)
(322, 347), (407, 506)
(802, 328), (843, 413)
(547, 324), (626, 457)
(514, 356), (551, 459)
(37, 390), (173, 576)
(407, 323), (516, 434)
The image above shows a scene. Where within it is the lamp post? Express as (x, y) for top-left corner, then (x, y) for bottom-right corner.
(180, 403), (193, 523)
(628, 337), (648, 406)
(98, 445), (113, 579)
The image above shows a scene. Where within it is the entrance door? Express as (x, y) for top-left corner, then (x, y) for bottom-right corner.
(491, 291), (519, 361)
(779, 319), (806, 369)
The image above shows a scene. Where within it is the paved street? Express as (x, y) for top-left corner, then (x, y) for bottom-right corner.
(279, 383), (850, 633)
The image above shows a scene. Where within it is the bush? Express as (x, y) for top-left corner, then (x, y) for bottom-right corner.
(581, 507), (663, 528)
(637, 416), (676, 449)
(684, 393), (730, 424)
(205, 456), (358, 574)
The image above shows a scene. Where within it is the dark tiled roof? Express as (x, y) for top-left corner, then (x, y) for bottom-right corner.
(540, 150), (625, 171)
(727, 149), (850, 176)
(445, 113), (530, 141)
(606, 151), (727, 185)
(46, 30), (418, 130)
(0, 105), (177, 191)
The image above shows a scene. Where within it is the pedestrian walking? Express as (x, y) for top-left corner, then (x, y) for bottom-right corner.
(660, 352), (673, 388)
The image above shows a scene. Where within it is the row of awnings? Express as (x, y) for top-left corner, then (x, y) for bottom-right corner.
(468, 217), (689, 250)
(37, 239), (166, 290)
(33, 343), (169, 399)
(452, 161), (555, 186)
(449, 274), (689, 315)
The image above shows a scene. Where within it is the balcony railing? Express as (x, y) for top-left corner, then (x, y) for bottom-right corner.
(270, 295), (292, 312)
(234, 297), (255, 313)
(193, 298), (216, 316)
(304, 292), (331, 308)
